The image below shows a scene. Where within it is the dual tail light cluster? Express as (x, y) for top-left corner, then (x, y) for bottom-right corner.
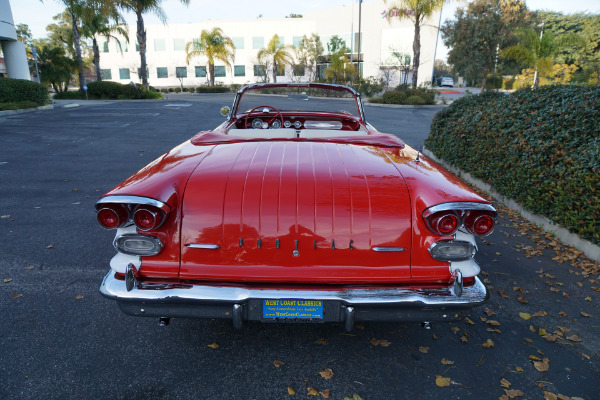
(423, 202), (497, 237)
(96, 196), (170, 231)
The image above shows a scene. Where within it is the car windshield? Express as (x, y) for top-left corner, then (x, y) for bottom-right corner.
(235, 84), (361, 118)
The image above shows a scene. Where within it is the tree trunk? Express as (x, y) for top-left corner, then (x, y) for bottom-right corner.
(70, 11), (85, 92)
(532, 69), (540, 89)
(411, 12), (421, 89)
(273, 60), (277, 83)
(136, 10), (148, 89)
(481, 72), (488, 91)
(93, 37), (101, 81)
(209, 62), (215, 86)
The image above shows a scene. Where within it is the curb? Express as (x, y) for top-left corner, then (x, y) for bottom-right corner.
(364, 102), (447, 109)
(0, 104), (53, 117)
(423, 147), (600, 263)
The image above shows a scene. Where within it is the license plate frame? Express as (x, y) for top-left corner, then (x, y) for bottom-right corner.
(262, 299), (324, 319)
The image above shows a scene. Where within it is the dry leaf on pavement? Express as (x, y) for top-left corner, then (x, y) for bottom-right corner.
(566, 334), (581, 342)
(307, 387), (319, 396)
(319, 389), (331, 398)
(287, 386), (296, 395)
(3, 278), (12, 283)
(580, 312), (592, 317)
(543, 392), (557, 400)
(500, 378), (511, 388)
(533, 358), (550, 372)
(519, 312), (531, 320)
(483, 309), (496, 316)
(24, 266), (35, 270)
(207, 342), (219, 349)
(314, 338), (329, 345)
(419, 346), (429, 354)
(273, 360), (284, 367)
(379, 339), (391, 347)
(76, 295), (84, 300)
(482, 339), (494, 348)
(504, 389), (524, 398)
(435, 376), (451, 387)
(12, 294), (22, 299)
(319, 368), (334, 380)
(441, 358), (454, 365)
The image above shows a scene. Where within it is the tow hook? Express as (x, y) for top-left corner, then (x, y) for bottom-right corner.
(159, 317), (170, 327)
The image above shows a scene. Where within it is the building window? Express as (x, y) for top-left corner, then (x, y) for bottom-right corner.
(119, 40), (129, 53)
(214, 66), (226, 77)
(154, 39), (166, 51)
(195, 66), (207, 78)
(102, 41), (109, 53)
(232, 37), (244, 50)
(192, 38), (202, 51)
(101, 69), (112, 79)
(173, 38), (185, 51)
(234, 65), (245, 77)
(277, 35), (284, 45)
(293, 36), (302, 48)
(136, 42), (140, 52)
(157, 67), (168, 78)
(176, 66), (187, 78)
(252, 37), (264, 49)
(293, 64), (305, 76)
(119, 68), (130, 80)
(253, 64), (266, 77)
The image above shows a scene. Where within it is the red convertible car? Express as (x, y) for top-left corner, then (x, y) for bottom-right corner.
(98, 83), (495, 330)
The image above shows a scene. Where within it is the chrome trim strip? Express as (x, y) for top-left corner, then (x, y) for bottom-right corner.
(185, 244), (220, 250)
(425, 202), (497, 215)
(372, 247), (408, 252)
(96, 195), (169, 210)
(100, 271), (489, 307)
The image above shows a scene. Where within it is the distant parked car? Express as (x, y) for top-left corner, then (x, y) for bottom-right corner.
(441, 77), (455, 88)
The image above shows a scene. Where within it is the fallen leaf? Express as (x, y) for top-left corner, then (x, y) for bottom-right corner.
(451, 327), (461, 334)
(519, 312), (531, 320)
(307, 387), (319, 396)
(369, 338), (380, 346)
(287, 386), (296, 395)
(539, 328), (547, 336)
(75, 295), (83, 300)
(559, 311), (567, 316)
(465, 318), (475, 325)
(3, 278), (12, 283)
(544, 334), (557, 342)
(344, 395), (364, 400)
(273, 360), (284, 367)
(585, 297), (592, 302)
(207, 342), (219, 349)
(498, 289), (509, 299)
(482, 339), (494, 348)
(543, 392), (558, 400)
(441, 358), (454, 365)
(500, 378), (511, 388)
(580, 352), (590, 360)
(500, 396), (510, 400)
(483, 309), (496, 316)
(566, 334), (581, 342)
(533, 359), (550, 372)
(529, 325), (536, 333)
(529, 355), (542, 361)
(580, 312), (592, 317)
(314, 338), (329, 345)
(435, 376), (451, 387)
(557, 326), (570, 333)
(419, 346), (429, 354)
(47, 244), (54, 249)
(319, 368), (334, 380)
(504, 389), (524, 398)
(319, 389), (331, 398)
(379, 339), (391, 347)
(524, 338), (533, 343)
(12, 294), (22, 299)
(556, 395), (570, 400)
(517, 295), (528, 304)
(24, 266), (35, 270)
(515, 367), (524, 372)
(460, 335), (468, 343)
(576, 282), (583, 287)
(532, 311), (547, 317)
(487, 320), (501, 326)
(355, 323), (364, 329)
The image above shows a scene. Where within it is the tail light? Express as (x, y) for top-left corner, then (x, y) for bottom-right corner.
(97, 205), (128, 229)
(95, 196), (170, 231)
(423, 202), (497, 237)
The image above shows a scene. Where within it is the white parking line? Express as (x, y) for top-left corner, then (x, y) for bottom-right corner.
(0, 162), (7, 166)
(165, 103), (192, 107)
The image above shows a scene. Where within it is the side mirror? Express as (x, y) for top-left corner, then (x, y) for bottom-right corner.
(220, 106), (230, 117)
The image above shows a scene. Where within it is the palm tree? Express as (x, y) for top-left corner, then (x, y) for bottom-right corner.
(81, 14), (128, 82)
(501, 27), (555, 89)
(385, 0), (446, 88)
(34, 40), (78, 94)
(118, 0), (190, 88)
(185, 28), (235, 86)
(257, 35), (294, 83)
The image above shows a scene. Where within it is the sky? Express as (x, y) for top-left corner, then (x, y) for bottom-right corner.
(8, 0), (600, 60)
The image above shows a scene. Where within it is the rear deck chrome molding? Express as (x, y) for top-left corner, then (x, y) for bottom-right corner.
(100, 271), (488, 307)
(372, 247), (407, 252)
(96, 195), (169, 210)
(185, 243), (220, 249)
(425, 202), (496, 214)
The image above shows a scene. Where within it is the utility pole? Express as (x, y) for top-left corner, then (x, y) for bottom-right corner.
(357, 0), (363, 79)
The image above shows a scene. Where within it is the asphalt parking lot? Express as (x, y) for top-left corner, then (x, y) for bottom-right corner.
(0, 96), (598, 400)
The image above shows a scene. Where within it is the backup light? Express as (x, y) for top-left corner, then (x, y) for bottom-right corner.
(429, 241), (476, 262)
(114, 234), (163, 256)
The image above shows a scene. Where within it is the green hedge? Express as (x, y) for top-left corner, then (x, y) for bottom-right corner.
(0, 78), (49, 105)
(196, 85), (229, 93)
(425, 86), (600, 245)
(0, 101), (39, 111)
(373, 87), (435, 105)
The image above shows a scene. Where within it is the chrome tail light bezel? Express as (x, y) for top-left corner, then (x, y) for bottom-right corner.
(423, 202), (497, 237)
(95, 195), (171, 231)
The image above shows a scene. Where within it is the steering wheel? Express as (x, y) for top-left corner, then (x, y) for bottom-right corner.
(244, 105), (284, 129)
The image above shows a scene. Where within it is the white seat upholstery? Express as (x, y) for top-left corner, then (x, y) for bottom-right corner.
(299, 129), (367, 138)
(227, 128), (297, 139)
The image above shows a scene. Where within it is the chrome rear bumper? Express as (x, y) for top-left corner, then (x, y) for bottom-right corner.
(100, 271), (489, 329)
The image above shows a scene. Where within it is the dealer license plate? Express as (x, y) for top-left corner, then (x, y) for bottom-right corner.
(262, 299), (323, 319)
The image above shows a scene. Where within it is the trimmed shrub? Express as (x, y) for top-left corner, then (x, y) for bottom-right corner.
(382, 90), (406, 104)
(0, 78), (49, 105)
(173, 87), (181, 93)
(195, 85), (230, 93)
(368, 97), (384, 103)
(502, 77), (515, 90)
(0, 101), (39, 111)
(53, 91), (86, 100)
(425, 85), (600, 245)
(87, 81), (125, 98)
(404, 95), (426, 105)
(143, 90), (163, 99)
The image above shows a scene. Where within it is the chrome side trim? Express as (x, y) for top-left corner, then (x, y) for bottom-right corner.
(185, 243), (220, 249)
(372, 247), (408, 252)
(96, 195), (169, 211)
(100, 271), (489, 307)
(425, 202), (496, 215)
